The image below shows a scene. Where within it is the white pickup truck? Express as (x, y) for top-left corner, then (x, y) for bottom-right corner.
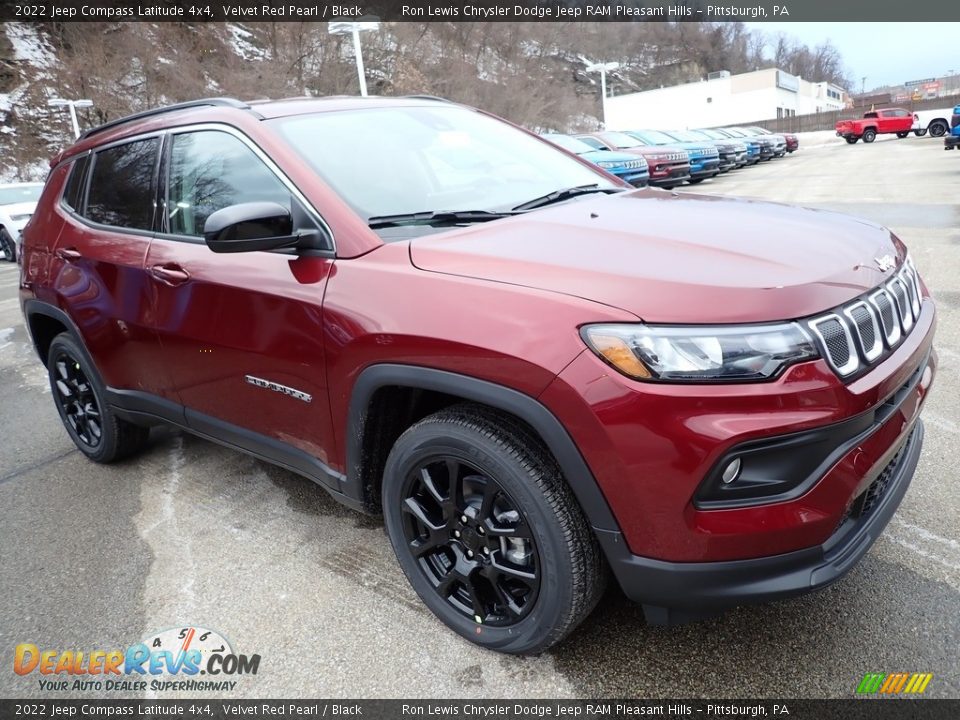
(912, 107), (954, 137)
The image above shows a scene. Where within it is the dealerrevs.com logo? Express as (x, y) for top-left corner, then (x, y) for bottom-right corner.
(13, 626), (260, 693)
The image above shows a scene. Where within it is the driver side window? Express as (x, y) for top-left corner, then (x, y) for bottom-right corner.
(166, 130), (292, 237)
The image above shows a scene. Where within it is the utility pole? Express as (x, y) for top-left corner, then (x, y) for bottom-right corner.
(48, 98), (93, 139)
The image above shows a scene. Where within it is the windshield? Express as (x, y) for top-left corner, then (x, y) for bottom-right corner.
(630, 129), (680, 146)
(0, 184), (42, 205)
(269, 106), (616, 222)
(603, 131), (643, 148)
(543, 134), (593, 155)
(664, 130), (701, 143)
(697, 129), (726, 141)
(722, 128), (747, 138)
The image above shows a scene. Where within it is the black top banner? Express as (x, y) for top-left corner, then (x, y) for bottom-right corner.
(1, 700), (960, 720)
(3, 0), (960, 22)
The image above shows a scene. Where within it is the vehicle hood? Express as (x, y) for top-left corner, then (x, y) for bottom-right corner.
(0, 201), (37, 229)
(672, 141), (718, 156)
(409, 191), (905, 324)
(580, 150), (645, 166)
(630, 144), (689, 159)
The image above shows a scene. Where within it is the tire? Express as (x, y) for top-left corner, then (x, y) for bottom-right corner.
(846, 137), (859, 144)
(914, 129), (927, 137)
(896, 132), (909, 139)
(862, 129), (877, 143)
(47, 333), (150, 463)
(929, 120), (948, 138)
(382, 404), (606, 654)
(687, 177), (705, 184)
(0, 227), (14, 263)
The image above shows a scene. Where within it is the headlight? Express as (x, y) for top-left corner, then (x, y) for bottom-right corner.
(580, 323), (818, 382)
(11, 213), (31, 222)
(597, 161), (619, 169)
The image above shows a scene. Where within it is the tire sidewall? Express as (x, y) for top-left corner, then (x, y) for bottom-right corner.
(47, 333), (117, 462)
(0, 228), (13, 262)
(863, 129), (876, 143)
(382, 423), (575, 654)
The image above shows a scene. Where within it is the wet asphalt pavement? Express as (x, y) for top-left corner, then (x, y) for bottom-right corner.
(0, 134), (958, 699)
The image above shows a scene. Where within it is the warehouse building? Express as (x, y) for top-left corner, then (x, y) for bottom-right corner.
(606, 68), (848, 130)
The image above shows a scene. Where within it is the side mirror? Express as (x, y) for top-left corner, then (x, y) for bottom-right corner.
(203, 202), (300, 254)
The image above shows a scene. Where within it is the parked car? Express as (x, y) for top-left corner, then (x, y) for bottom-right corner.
(575, 131), (691, 188)
(542, 133), (649, 187)
(21, 96), (937, 655)
(836, 108), (914, 144)
(912, 107), (953, 138)
(739, 127), (787, 157)
(744, 126), (799, 154)
(680, 129), (747, 171)
(714, 127), (775, 160)
(698, 128), (760, 165)
(0, 182), (43, 262)
(945, 123), (960, 150)
(625, 129), (721, 184)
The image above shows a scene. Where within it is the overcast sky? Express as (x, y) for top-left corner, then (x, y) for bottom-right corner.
(743, 22), (958, 91)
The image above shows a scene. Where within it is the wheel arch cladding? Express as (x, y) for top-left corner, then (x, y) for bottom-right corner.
(346, 364), (621, 533)
(24, 301), (78, 365)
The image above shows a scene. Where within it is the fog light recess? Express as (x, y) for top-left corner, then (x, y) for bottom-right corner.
(721, 458), (741, 485)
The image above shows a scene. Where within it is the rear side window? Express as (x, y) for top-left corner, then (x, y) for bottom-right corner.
(85, 138), (159, 230)
(62, 154), (90, 212)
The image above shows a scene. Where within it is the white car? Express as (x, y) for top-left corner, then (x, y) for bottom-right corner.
(0, 182), (43, 262)
(912, 107), (953, 138)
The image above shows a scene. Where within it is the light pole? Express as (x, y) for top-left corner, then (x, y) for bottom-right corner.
(48, 98), (93, 139)
(328, 19), (380, 97)
(584, 61), (620, 128)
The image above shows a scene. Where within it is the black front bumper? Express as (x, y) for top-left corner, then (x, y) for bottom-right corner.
(945, 135), (959, 150)
(598, 421), (924, 625)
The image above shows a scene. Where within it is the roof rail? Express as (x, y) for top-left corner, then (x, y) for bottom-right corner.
(79, 98), (254, 140)
(402, 95), (453, 103)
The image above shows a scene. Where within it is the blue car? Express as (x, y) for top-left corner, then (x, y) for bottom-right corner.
(542, 134), (649, 187)
(625, 129), (721, 184)
(947, 105), (960, 150)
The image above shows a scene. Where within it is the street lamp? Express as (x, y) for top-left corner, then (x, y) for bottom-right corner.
(328, 18), (380, 97)
(584, 61), (620, 128)
(48, 98), (93, 139)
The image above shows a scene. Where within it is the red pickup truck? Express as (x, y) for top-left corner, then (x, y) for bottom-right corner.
(836, 108), (914, 144)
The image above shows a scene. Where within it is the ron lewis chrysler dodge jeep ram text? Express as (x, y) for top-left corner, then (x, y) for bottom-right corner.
(20, 96), (936, 654)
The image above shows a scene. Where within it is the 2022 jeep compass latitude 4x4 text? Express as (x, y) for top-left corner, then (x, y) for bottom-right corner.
(19, 96), (936, 654)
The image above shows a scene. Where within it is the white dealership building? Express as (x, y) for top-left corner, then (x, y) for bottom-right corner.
(605, 68), (848, 130)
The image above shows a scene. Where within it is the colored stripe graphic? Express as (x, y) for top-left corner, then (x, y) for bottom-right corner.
(857, 673), (933, 694)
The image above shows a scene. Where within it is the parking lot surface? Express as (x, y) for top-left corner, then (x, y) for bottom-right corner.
(1, 135), (958, 699)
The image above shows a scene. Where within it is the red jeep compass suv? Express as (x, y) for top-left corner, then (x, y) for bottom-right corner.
(19, 96), (936, 654)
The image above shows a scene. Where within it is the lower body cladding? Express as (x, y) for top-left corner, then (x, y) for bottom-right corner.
(689, 158), (721, 181)
(648, 163), (691, 188)
(539, 301), (936, 623)
(617, 171), (650, 187)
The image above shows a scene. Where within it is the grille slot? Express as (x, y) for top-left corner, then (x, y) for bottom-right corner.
(888, 278), (913, 333)
(844, 301), (883, 362)
(869, 289), (901, 347)
(810, 315), (858, 376)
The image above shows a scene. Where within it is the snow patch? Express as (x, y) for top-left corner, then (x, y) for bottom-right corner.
(227, 23), (267, 62)
(5, 22), (55, 69)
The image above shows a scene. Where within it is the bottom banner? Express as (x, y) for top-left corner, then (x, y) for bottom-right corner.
(1, 699), (958, 720)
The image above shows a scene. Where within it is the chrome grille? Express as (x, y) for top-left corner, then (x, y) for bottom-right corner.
(808, 259), (925, 378)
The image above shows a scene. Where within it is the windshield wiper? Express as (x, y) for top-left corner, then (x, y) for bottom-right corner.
(511, 184), (623, 211)
(368, 210), (517, 229)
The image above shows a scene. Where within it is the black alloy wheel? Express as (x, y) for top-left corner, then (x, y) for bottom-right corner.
(382, 405), (607, 653)
(51, 348), (103, 449)
(0, 228), (14, 262)
(46, 333), (150, 462)
(400, 455), (540, 626)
